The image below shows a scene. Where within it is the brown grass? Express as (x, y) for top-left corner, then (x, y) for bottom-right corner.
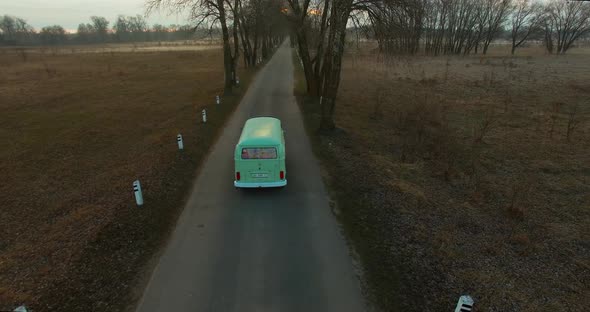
(295, 44), (590, 311)
(0, 47), (255, 311)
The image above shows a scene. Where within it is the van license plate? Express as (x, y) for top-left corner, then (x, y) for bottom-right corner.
(252, 173), (268, 178)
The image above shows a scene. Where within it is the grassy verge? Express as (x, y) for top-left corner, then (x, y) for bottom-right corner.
(292, 52), (406, 311)
(292, 46), (590, 312)
(0, 48), (258, 311)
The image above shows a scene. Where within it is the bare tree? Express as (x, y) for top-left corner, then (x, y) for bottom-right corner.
(481, 0), (513, 54)
(509, 0), (542, 55)
(76, 23), (96, 43)
(542, 17), (554, 53)
(91, 16), (110, 42)
(368, 0), (514, 56)
(147, 0), (237, 94)
(319, 0), (355, 130)
(287, 0), (375, 130)
(285, 0), (319, 95)
(366, 0), (424, 55)
(113, 15), (131, 42)
(113, 15), (149, 42)
(40, 25), (68, 45)
(543, 0), (590, 54)
(147, 0), (286, 93)
(0, 15), (17, 41)
(0, 15), (35, 45)
(236, 0), (286, 67)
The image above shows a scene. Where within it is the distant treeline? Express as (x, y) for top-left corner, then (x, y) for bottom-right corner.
(362, 0), (590, 55)
(0, 14), (212, 46)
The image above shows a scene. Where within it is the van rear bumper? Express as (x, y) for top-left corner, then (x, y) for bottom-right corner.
(234, 180), (287, 188)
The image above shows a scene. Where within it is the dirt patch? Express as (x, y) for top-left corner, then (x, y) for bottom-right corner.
(294, 45), (590, 311)
(0, 47), (256, 311)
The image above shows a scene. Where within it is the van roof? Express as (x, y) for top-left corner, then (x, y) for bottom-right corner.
(237, 117), (282, 146)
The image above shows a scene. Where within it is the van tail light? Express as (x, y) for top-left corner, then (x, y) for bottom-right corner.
(280, 171), (284, 180)
(236, 172), (241, 181)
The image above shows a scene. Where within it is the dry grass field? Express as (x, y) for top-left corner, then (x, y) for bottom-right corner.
(0, 45), (254, 311)
(296, 45), (589, 311)
(6, 39), (221, 55)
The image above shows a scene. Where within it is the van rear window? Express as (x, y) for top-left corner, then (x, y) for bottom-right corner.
(241, 147), (277, 159)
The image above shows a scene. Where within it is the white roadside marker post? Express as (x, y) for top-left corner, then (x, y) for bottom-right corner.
(216, 95), (220, 105)
(133, 180), (143, 206)
(236, 77), (240, 86)
(454, 295), (474, 312)
(202, 109), (207, 123)
(177, 134), (184, 150)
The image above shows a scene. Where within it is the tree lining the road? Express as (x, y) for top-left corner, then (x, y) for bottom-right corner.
(236, 0), (289, 67)
(287, 0), (395, 130)
(287, 0), (590, 130)
(146, 0), (351, 128)
(147, 0), (289, 95)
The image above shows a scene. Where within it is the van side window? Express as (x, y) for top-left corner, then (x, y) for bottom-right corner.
(241, 147), (277, 159)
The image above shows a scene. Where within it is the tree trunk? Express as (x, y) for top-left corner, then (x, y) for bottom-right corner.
(319, 0), (352, 131)
(252, 18), (259, 66)
(238, 21), (250, 67)
(295, 28), (320, 96)
(320, 97), (336, 130)
(217, 0), (233, 94)
(231, 0), (240, 84)
(313, 0), (330, 92)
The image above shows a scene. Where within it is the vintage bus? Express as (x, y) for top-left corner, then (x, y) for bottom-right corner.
(234, 117), (287, 188)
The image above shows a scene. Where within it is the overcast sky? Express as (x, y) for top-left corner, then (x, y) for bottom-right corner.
(0, 0), (190, 32)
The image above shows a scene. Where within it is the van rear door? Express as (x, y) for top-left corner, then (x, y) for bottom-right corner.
(239, 146), (280, 183)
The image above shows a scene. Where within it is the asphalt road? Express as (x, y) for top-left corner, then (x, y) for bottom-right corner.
(135, 42), (366, 312)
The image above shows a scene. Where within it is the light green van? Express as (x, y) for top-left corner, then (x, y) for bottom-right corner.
(234, 117), (287, 188)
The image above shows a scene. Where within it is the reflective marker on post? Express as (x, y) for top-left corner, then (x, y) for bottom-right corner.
(133, 180), (143, 206)
(202, 109), (207, 123)
(236, 77), (240, 86)
(454, 295), (474, 312)
(177, 134), (184, 150)
(216, 95), (220, 105)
